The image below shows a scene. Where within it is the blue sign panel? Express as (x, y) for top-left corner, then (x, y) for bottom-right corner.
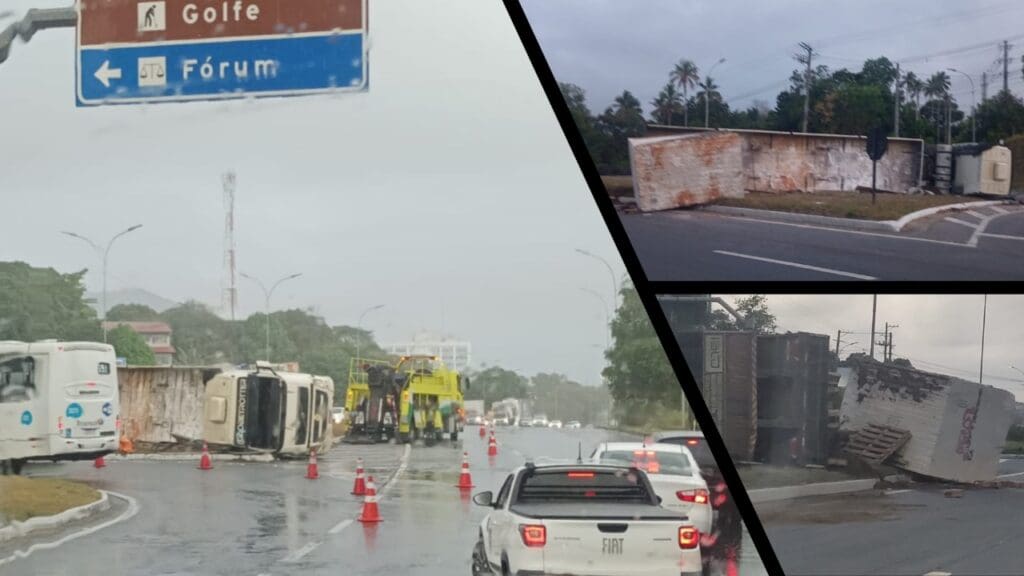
(66, 403), (84, 419)
(102, 402), (114, 417)
(20, 411), (32, 426)
(78, 33), (366, 106)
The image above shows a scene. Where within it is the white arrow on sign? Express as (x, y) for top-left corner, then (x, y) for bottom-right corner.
(94, 60), (123, 88)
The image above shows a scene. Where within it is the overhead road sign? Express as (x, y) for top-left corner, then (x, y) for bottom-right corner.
(76, 0), (367, 106)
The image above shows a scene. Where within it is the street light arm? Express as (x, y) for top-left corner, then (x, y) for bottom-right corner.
(104, 224), (143, 261)
(575, 248), (619, 303)
(0, 6), (77, 66)
(60, 231), (101, 253)
(268, 273), (302, 301)
(240, 273), (270, 301)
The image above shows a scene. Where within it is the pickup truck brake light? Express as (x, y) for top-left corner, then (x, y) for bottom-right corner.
(519, 524), (546, 548)
(676, 489), (709, 504)
(567, 471), (594, 478)
(686, 439), (699, 446)
(678, 527), (699, 549)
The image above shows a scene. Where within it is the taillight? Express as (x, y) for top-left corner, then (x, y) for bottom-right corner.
(57, 417), (63, 431)
(679, 526), (699, 549)
(686, 439), (699, 446)
(519, 524), (546, 548)
(677, 489), (709, 504)
(567, 471), (594, 478)
(116, 415), (122, 431)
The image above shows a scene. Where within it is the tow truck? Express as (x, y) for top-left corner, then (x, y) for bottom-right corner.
(344, 355), (467, 445)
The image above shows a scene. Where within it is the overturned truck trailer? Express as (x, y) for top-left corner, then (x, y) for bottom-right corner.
(839, 356), (1015, 483)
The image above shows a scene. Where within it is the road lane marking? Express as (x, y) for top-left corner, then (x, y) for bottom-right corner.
(996, 471), (1024, 479)
(378, 443), (411, 498)
(329, 519), (353, 534)
(713, 251), (877, 280)
(924, 571), (952, 576)
(966, 210), (986, 219)
(281, 541), (320, 563)
(0, 491), (140, 567)
(884, 489), (913, 495)
(724, 216), (971, 248)
(992, 206), (1010, 215)
(945, 217), (977, 228)
(978, 232), (1024, 242)
(969, 210), (1019, 247)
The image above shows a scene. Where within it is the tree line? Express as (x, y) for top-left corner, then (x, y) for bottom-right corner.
(563, 54), (1024, 174)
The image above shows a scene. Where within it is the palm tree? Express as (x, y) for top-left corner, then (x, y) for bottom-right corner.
(651, 82), (682, 125)
(925, 71), (951, 142)
(671, 59), (700, 127)
(697, 76), (721, 128)
(903, 71), (923, 120)
(612, 90), (643, 116)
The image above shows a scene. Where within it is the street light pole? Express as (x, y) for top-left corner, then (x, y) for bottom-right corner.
(575, 248), (619, 309)
(61, 224), (143, 343)
(240, 272), (302, 362)
(356, 304), (386, 360)
(704, 57), (726, 128)
(948, 68), (976, 143)
(578, 288), (610, 351)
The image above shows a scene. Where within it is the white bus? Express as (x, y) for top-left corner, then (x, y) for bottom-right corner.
(0, 341), (121, 475)
(203, 363), (333, 458)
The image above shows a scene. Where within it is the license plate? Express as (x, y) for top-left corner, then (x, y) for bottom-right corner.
(601, 538), (624, 555)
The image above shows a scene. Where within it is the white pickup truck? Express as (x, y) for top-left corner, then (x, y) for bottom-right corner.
(471, 463), (703, 576)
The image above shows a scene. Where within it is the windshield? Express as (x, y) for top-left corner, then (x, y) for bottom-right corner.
(659, 437), (716, 470)
(599, 449), (693, 476)
(516, 469), (651, 504)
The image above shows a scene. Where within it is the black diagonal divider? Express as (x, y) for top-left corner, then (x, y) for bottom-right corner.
(499, 1), (785, 574)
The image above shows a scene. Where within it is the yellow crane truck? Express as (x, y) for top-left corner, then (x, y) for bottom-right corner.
(343, 355), (467, 445)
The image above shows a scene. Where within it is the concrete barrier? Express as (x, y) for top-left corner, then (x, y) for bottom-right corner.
(748, 478), (877, 503)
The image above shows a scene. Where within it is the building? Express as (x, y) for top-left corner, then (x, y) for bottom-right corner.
(383, 332), (471, 372)
(102, 321), (176, 366)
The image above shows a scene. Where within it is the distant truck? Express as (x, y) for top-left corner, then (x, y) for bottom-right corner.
(464, 399), (485, 425)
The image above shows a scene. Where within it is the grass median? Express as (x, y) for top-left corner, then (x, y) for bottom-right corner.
(0, 477), (101, 524)
(714, 190), (974, 221)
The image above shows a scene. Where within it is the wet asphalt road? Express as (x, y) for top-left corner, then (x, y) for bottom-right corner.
(759, 456), (1024, 575)
(623, 202), (1024, 281)
(3, 426), (766, 576)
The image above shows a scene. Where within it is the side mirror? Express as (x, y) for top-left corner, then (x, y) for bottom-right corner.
(656, 495), (663, 504)
(473, 491), (494, 507)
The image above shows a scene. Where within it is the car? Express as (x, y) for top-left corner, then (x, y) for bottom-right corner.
(652, 431), (717, 478)
(565, 420), (582, 429)
(548, 420), (562, 429)
(331, 407), (346, 425)
(531, 414), (548, 427)
(471, 463), (702, 576)
(591, 442), (712, 536)
(467, 415), (484, 425)
(493, 416), (510, 426)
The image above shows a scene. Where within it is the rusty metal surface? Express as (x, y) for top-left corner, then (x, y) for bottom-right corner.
(118, 366), (220, 444)
(629, 132), (745, 211)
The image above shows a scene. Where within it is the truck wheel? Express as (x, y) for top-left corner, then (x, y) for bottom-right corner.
(11, 459), (23, 475)
(471, 538), (492, 575)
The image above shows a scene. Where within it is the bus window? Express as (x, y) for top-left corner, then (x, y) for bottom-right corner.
(0, 356), (36, 403)
(295, 387), (309, 446)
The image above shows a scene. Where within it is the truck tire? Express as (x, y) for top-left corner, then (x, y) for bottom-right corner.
(11, 459), (23, 475)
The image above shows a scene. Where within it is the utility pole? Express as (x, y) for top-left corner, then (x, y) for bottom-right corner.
(1003, 40), (1010, 94)
(869, 295), (877, 361)
(835, 330), (842, 357)
(798, 42), (813, 133)
(981, 72), (988, 103)
(893, 62), (901, 137)
(882, 323), (898, 362)
(980, 295), (988, 385)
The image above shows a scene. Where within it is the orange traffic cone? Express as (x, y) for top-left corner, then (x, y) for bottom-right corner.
(351, 458), (366, 495)
(479, 425), (486, 438)
(455, 451), (474, 489)
(198, 442), (213, 470)
(93, 455), (106, 469)
(357, 476), (381, 523)
(487, 432), (497, 456)
(306, 448), (319, 480)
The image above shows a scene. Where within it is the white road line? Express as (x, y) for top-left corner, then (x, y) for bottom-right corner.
(726, 216), (971, 248)
(378, 443), (411, 498)
(713, 250), (878, 280)
(281, 541), (320, 563)
(944, 217), (977, 228)
(965, 210), (986, 219)
(969, 210), (1019, 247)
(884, 489), (913, 495)
(0, 491), (140, 567)
(978, 232), (1024, 242)
(328, 519), (354, 535)
(992, 206), (1010, 215)
(924, 571), (952, 576)
(995, 471), (1024, 479)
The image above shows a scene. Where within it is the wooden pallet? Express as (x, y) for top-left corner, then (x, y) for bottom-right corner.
(844, 423), (911, 464)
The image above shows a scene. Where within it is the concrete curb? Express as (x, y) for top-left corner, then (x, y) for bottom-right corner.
(703, 199), (1012, 233)
(0, 490), (110, 544)
(110, 452), (275, 463)
(892, 200), (1011, 231)
(748, 479), (877, 503)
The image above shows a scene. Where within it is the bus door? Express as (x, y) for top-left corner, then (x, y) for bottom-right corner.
(242, 373), (286, 451)
(0, 354), (43, 462)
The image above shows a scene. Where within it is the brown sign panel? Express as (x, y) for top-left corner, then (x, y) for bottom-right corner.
(80, 0), (364, 46)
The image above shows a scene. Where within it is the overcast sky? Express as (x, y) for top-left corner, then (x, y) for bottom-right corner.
(715, 295), (1024, 402)
(0, 0), (626, 384)
(522, 0), (1024, 116)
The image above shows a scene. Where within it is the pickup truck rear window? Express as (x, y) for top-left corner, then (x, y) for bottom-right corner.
(516, 469), (651, 503)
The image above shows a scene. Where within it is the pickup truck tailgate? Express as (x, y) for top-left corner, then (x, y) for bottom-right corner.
(541, 518), (698, 575)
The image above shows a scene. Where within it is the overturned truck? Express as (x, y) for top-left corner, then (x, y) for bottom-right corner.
(839, 356), (1015, 483)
